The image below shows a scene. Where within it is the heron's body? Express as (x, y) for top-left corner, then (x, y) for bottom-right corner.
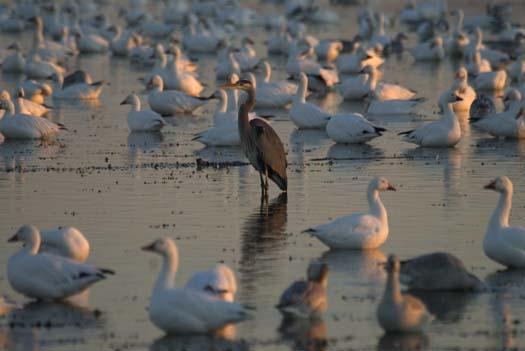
(225, 80), (287, 195)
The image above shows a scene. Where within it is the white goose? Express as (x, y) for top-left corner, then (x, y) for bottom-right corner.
(473, 89), (525, 138)
(336, 47), (384, 74)
(326, 113), (386, 144)
(25, 53), (65, 79)
(75, 30), (109, 54)
(147, 75), (211, 115)
(290, 73), (331, 129)
(409, 36), (445, 61)
(2, 43), (25, 73)
(216, 50), (241, 80)
(121, 94), (166, 132)
(315, 40), (343, 63)
(286, 49), (339, 89)
(141, 238), (249, 334)
(0, 98), (64, 139)
(254, 61), (297, 108)
(34, 225), (90, 263)
(377, 255), (433, 333)
(0, 90), (50, 117)
(51, 71), (104, 100)
(18, 80), (53, 105)
(304, 177), (396, 250)
(472, 68), (507, 91)
(466, 51), (491, 76)
(185, 264), (238, 302)
(483, 176), (525, 268)
(363, 65), (417, 101)
(338, 69), (373, 100)
(445, 9), (469, 57)
(163, 52), (204, 96)
(7, 225), (113, 301)
(439, 67), (476, 112)
(182, 21), (223, 54)
(399, 92), (463, 147)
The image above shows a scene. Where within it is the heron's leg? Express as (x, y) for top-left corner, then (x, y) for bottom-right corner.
(264, 167), (269, 192)
(259, 171), (265, 192)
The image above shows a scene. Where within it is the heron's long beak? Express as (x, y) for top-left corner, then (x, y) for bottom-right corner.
(484, 180), (496, 190)
(141, 242), (156, 252)
(220, 82), (239, 89)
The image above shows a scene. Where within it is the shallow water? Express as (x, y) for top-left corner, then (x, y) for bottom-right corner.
(1, 1), (525, 350)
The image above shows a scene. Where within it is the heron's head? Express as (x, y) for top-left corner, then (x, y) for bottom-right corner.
(221, 79), (253, 91)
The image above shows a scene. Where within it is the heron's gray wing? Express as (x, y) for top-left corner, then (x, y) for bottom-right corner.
(250, 118), (288, 190)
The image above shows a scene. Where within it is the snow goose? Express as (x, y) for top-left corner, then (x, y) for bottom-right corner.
(6, 89), (51, 117)
(439, 67), (476, 113)
(110, 26), (139, 57)
(508, 55), (525, 82)
(304, 177), (396, 250)
(232, 37), (259, 72)
(18, 80), (53, 105)
(472, 68), (507, 91)
(399, 92), (463, 147)
(216, 50), (241, 81)
(363, 65), (417, 101)
(467, 27), (509, 67)
(7, 225), (113, 301)
(267, 28), (292, 55)
(290, 73), (331, 129)
(336, 47), (384, 74)
(182, 21), (224, 54)
(75, 30), (109, 54)
(24, 53), (65, 79)
(445, 10), (469, 57)
(409, 36), (445, 61)
(35, 225), (90, 263)
(326, 113), (386, 144)
(483, 176), (525, 268)
(0, 295), (20, 316)
(473, 89), (525, 138)
(28, 16), (73, 64)
(141, 238), (250, 334)
(377, 255), (433, 333)
(147, 75), (211, 115)
(185, 264), (237, 302)
(469, 94), (495, 122)
(163, 53), (204, 96)
(253, 60), (297, 108)
(338, 69), (372, 100)
(2, 43), (26, 74)
(50, 71), (104, 100)
(400, 252), (484, 291)
(315, 40), (343, 63)
(0, 98), (65, 139)
(467, 51), (491, 76)
(276, 262), (328, 318)
(121, 94), (166, 132)
(286, 49), (339, 90)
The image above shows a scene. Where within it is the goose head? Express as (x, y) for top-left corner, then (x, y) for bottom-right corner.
(307, 262), (329, 284)
(7, 225), (39, 244)
(141, 237), (178, 257)
(484, 176), (513, 194)
(502, 89), (521, 105)
(146, 75), (163, 91)
(120, 93), (139, 106)
(370, 176), (396, 192)
(386, 254), (401, 273)
(455, 67), (468, 81)
(445, 91), (463, 103)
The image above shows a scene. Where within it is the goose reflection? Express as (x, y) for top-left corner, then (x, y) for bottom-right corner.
(278, 317), (327, 351)
(319, 249), (386, 286)
(486, 269), (525, 351)
(239, 193), (288, 297)
(127, 131), (164, 169)
(327, 143), (383, 161)
(377, 332), (430, 351)
(150, 326), (249, 351)
(0, 139), (62, 173)
(3, 300), (105, 351)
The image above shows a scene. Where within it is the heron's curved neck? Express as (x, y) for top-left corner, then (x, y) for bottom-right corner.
(489, 190), (512, 230)
(238, 88), (255, 134)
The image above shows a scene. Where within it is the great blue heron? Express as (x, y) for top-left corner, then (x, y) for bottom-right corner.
(222, 79), (287, 196)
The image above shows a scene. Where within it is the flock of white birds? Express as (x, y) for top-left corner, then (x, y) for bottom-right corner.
(1, 0), (525, 340)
